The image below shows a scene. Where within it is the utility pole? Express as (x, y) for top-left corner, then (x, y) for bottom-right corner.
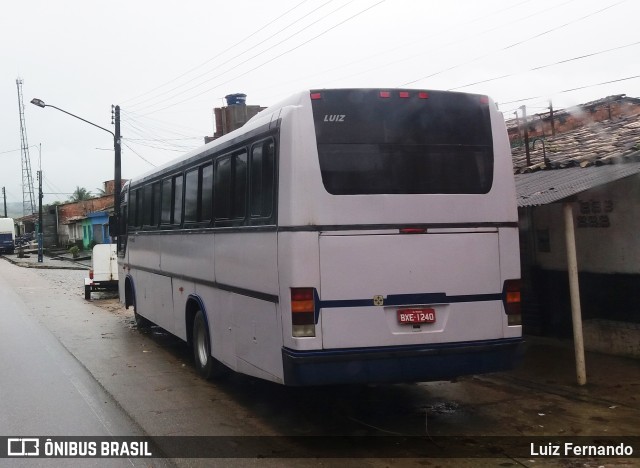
(549, 100), (556, 137)
(520, 105), (531, 167)
(37, 170), (43, 263)
(113, 105), (122, 252)
(2, 187), (6, 218)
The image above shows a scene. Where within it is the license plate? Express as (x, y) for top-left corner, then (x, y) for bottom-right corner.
(397, 308), (436, 324)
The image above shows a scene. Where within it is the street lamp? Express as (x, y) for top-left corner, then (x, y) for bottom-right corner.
(30, 98), (122, 251)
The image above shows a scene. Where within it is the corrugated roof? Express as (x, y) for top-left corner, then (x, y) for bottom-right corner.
(510, 98), (640, 206)
(511, 113), (640, 173)
(515, 161), (640, 207)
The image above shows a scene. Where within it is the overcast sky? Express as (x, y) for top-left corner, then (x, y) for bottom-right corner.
(1, 0), (638, 210)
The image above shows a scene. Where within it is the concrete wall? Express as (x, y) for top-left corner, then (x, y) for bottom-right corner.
(520, 174), (640, 337)
(532, 174), (640, 274)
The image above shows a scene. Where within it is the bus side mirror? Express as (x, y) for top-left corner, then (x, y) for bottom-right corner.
(109, 215), (121, 237)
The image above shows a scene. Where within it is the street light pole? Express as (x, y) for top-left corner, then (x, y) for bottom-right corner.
(114, 105), (121, 252)
(30, 98), (122, 252)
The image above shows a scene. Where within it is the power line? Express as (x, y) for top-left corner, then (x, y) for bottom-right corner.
(122, 142), (157, 167)
(301, 0), (576, 92)
(121, 109), (208, 137)
(132, 0), (357, 113)
(121, 0), (312, 106)
(499, 74), (640, 106)
(142, 0), (387, 115)
(123, 139), (196, 153)
(399, 0), (627, 87)
(449, 40), (640, 91)
(122, 120), (197, 152)
(126, 0), (338, 110)
(0, 147), (22, 156)
(255, 0), (542, 101)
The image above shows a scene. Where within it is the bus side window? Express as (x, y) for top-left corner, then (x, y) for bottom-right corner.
(233, 150), (247, 220)
(128, 189), (137, 228)
(142, 184), (153, 227)
(250, 139), (275, 220)
(201, 163), (213, 222)
(152, 181), (161, 227)
(160, 178), (172, 225)
(173, 175), (184, 226)
(184, 168), (199, 223)
(214, 156), (232, 220)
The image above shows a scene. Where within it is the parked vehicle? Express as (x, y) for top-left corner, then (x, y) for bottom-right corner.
(84, 244), (118, 300)
(0, 218), (16, 254)
(118, 88), (521, 386)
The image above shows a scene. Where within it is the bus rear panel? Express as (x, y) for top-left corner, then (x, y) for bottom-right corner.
(278, 89), (521, 385)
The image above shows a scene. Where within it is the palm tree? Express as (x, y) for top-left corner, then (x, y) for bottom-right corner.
(69, 186), (93, 202)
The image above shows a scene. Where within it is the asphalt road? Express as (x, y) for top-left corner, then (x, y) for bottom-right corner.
(1, 258), (638, 467)
(0, 260), (172, 468)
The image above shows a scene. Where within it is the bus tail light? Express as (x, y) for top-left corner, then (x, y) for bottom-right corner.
(291, 288), (316, 337)
(503, 279), (522, 326)
(89, 269), (94, 280)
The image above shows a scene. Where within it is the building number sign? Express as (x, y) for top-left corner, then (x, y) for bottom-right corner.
(577, 199), (613, 228)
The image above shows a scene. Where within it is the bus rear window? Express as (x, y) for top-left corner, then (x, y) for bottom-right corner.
(311, 89), (494, 195)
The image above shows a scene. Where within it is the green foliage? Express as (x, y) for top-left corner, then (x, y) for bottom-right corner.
(68, 186), (93, 203)
(68, 245), (80, 258)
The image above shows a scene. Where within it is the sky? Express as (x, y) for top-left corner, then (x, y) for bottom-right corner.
(1, 0), (639, 212)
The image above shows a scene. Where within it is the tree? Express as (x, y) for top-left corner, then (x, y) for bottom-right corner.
(68, 186), (92, 202)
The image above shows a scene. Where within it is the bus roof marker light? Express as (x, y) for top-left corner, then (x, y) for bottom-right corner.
(399, 91), (410, 98)
(418, 92), (429, 99)
(379, 91), (391, 98)
(310, 92), (322, 100)
(479, 95), (489, 105)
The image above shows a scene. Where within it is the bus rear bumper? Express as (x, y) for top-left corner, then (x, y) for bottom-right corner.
(282, 337), (523, 386)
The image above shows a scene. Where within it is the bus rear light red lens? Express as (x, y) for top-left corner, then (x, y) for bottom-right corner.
(291, 288), (313, 304)
(291, 288), (316, 336)
(379, 91), (391, 98)
(480, 95), (489, 104)
(310, 93), (322, 100)
(503, 279), (522, 325)
(418, 92), (429, 99)
(399, 91), (410, 98)
(89, 269), (94, 280)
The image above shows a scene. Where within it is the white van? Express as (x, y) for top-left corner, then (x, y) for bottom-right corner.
(84, 244), (119, 300)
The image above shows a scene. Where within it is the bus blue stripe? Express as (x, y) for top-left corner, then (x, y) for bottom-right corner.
(318, 292), (502, 309)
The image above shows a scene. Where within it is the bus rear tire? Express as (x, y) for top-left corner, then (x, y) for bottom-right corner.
(193, 310), (228, 380)
(132, 292), (151, 329)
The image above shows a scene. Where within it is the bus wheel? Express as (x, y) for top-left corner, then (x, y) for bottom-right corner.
(193, 310), (228, 380)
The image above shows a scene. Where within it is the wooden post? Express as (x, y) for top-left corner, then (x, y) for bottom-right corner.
(563, 202), (587, 385)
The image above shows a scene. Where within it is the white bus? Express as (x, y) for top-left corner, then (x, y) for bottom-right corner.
(119, 88), (522, 386)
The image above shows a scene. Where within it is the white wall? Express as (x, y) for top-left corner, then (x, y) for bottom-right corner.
(531, 174), (640, 274)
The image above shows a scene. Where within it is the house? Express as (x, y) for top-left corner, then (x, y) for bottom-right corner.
(13, 180), (126, 250)
(509, 95), (640, 358)
(57, 195), (114, 248)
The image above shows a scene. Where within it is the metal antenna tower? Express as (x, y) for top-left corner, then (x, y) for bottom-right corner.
(16, 78), (36, 216)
